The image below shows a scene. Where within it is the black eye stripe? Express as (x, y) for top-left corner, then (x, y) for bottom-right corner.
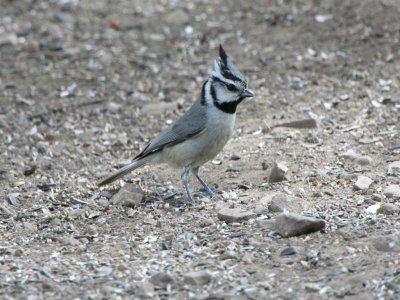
(211, 76), (225, 85)
(210, 83), (217, 101)
(220, 66), (243, 82)
(212, 76), (241, 91)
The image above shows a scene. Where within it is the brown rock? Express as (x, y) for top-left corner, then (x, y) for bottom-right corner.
(270, 213), (325, 237)
(268, 162), (288, 183)
(111, 184), (144, 208)
(217, 207), (256, 223)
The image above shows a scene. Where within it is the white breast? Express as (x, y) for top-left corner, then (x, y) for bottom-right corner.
(162, 108), (236, 169)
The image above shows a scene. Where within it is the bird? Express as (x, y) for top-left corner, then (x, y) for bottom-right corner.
(98, 45), (254, 203)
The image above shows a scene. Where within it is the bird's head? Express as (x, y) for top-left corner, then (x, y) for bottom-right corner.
(207, 45), (254, 113)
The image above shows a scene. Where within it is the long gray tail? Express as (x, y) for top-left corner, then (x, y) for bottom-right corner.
(98, 159), (147, 186)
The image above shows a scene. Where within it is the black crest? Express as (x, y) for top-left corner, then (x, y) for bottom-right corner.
(219, 45), (228, 66)
(212, 44), (246, 84)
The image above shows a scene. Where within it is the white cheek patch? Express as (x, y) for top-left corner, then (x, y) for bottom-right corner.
(204, 80), (213, 106)
(207, 55), (248, 105)
(215, 87), (238, 103)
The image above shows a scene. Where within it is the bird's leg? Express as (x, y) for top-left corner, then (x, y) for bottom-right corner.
(193, 167), (217, 197)
(181, 165), (194, 203)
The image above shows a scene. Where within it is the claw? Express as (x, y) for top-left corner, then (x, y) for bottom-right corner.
(193, 167), (219, 198)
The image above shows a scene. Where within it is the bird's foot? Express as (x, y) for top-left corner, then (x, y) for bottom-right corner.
(185, 194), (196, 205)
(196, 187), (220, 199)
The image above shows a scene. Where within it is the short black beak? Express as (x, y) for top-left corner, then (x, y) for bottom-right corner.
(241, 89), (255, 98)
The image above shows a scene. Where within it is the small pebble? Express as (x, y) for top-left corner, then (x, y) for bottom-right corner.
(280, 246), (297, 256)
(110, 184), (144, 208)
(355, 156), (372, 166)
(354, 175), (373, 191)
(387, 161), (400, 176)
(150, 272), (175, 288)
(371, 193), (383, 202)
(365, 204), (380, 214)
(137, 280), (154, 297)
(183, 270), (212, 286)
(6, 193), (19, 205)
(383, 185), (400, 199)
(268, 162), (288, 183)
(371, 233), (400, 252)
(377, 203), (399, 215)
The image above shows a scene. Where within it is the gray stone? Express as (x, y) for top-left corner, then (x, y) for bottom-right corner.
(340, 149), (372, 166)
(371, 233), (400, 252)
(96, 198), (110, 209)
(354, 175), (373, 191)
(273, 119), (317, 129)
(137, 280), (154, 297)
(37, 141), (49, 155)
(280, 246), (297, 256)
(371, 193), (383, 202)
(0, 33), (18, 46)
(84, 224), (98, 237)
(217, 207), (256, 223)
(183, 270), (212, 286)
(377, 203), (399, 215)
(387, 161), (400, 176)
(106, 102), (122, 113)
(266, 193), (306, 213)
(68, 208), (85, 219)
(341, 149), (358, 160)
(149, 272), (175, 288)
(329, 275), (368, 298)
(270, 213), (325, 237)
(6, 193), (19, 205)
(354, 155), (372, 166)
(383, 185), (400, 199)
(22, 221), (37, 234)
(268, 162), (288, 183)
(111, 184), (144, 208)
(220, 250), (237, 260)
(60, 237), (80, 246)
(304, 282), (324, 293)
(365, 204), (380, 214)
(165, 9), (189, 26)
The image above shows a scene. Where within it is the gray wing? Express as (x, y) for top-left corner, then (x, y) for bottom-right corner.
(135, 98), (207, 159)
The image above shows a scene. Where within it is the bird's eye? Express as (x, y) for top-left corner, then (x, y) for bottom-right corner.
(227, 84), (236, 91)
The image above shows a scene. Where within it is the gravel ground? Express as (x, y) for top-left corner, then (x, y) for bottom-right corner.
(1, 0), (400, 299)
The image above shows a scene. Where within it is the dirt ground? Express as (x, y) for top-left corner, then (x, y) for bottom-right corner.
(1, 0), (400, 299)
